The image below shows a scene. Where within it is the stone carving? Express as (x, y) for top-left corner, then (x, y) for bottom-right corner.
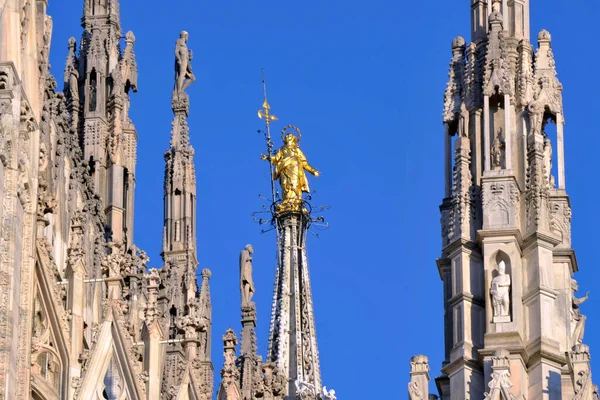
(525, 131), (550, 231)
(144, 269), (161, 324)
(483, 350), (519, 400)
(448, 136), (474, 240)
(442, 36), (465, 125)
(121, 31), (138, 92)
(20, 0), (31, 51)
(517, 40), (534, 108)
(543, 134), (555, 188)
(491, 260), (511, 323)
(571, 279), (589, 345)
(549, 197), (572, 246)
(174, 31), (196, 94)
(527, 100), (544, 136)
(294, 378), (316, 400)
(251, 362), (287, 400)
(322, 386), (336, 400)
(40, 16), (53, 69)
(64, 37), (79, 102)
(240, 244), (255, 306)
(217, 328), (241, 399)
(408, 355), (430, 400)
(491, 128), (505, 170)
(482, 180), (519, 228)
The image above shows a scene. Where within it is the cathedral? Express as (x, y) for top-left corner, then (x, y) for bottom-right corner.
(407, 1), (598, 399)
(0, 0), (597, 399)
(0, 0), (335, 399)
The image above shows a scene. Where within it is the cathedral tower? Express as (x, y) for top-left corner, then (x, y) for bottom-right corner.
(407, 1), (597, 399)
(67, 0), (139, 247)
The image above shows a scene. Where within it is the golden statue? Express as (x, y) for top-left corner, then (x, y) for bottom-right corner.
(261, 127), (320, 212)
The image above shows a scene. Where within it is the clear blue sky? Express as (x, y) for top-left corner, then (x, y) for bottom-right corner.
(48, 1), (600, 397)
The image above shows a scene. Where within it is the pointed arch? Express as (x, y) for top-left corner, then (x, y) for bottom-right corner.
(78, 307), (145, 400)
(32, 241), (71, 399)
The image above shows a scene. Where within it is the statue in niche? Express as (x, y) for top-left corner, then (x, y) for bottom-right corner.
(240, 244), (255, 306)
(490, 260), (511, 322)
(571, 279), (589, 345)
(491, 127), (505, 170)
(543, 134), (555, 188)
(528, 100), (544, 136)
(89, 74), (97, 112)
(174, 31), (196, 95)
(458, 103), (469, 138)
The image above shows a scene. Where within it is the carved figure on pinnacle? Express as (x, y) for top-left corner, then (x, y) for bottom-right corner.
(240, 244), (255, 306)
(174, 31), (196, 96)
(261, 126), (320, 213)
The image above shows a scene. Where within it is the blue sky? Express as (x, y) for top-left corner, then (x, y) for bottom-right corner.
(48, 1), (600, 397)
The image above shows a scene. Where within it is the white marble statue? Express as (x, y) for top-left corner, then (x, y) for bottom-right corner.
(322, 386), (337, 400)
(490, 260), (511, 321)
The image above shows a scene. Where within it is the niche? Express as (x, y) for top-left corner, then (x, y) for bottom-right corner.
(490, 251), (512, 323)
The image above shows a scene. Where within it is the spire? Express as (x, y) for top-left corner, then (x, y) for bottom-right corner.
(260, 120), (331, 398)
(159, 32), (212, 399)
(72, 0), (138, 247)
(162, 31), (197, 262)
(238, 244), (260, 400)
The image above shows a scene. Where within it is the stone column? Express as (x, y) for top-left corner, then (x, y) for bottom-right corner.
(240, 304), (257, 400)
(484, 96), (491, 171)
(142, 321), (163, 400)
(504, 94), (512, 170)
(444, 123), (452, 198)
(143, 269), (163, 400)
(557, 113), (565, 189)
(66, 255), (86, 399)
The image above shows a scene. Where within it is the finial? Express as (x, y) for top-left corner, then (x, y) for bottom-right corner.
(257, 69), (278, 125)
(538, 29), (552, 43)
(125, 31), (135, 45)
(452, 36), (466, 53)
(201, 268), (212, 279)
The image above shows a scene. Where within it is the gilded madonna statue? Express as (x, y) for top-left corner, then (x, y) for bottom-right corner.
(261, 127), (320, 212)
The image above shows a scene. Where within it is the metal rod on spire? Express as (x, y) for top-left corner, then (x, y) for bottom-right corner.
(258, 69), (278, 206)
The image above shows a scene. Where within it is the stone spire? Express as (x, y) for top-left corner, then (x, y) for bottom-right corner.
(67, 0), (138, 247)
(429, 1), (593, 399)
(157, 32), (213, 399)
(260, 126), (331, 399)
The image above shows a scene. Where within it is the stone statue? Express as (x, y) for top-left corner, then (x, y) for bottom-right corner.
(491, 127), (505, 170)
(528, 100), (544, 136)
(571, 279), (589, 345)
(261, 131), (320, 212)
(295, 379), (315, 399)
(543, 134), (555, 188)
(490, 260), (511, 322)
(89, 74), (97, 112)
(240, 244), (255, 306)
(174, 31), (196, 95)
(322, 386), (337, 400)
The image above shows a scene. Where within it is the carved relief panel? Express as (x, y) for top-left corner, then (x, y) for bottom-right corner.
(482, 178), (520, 229)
